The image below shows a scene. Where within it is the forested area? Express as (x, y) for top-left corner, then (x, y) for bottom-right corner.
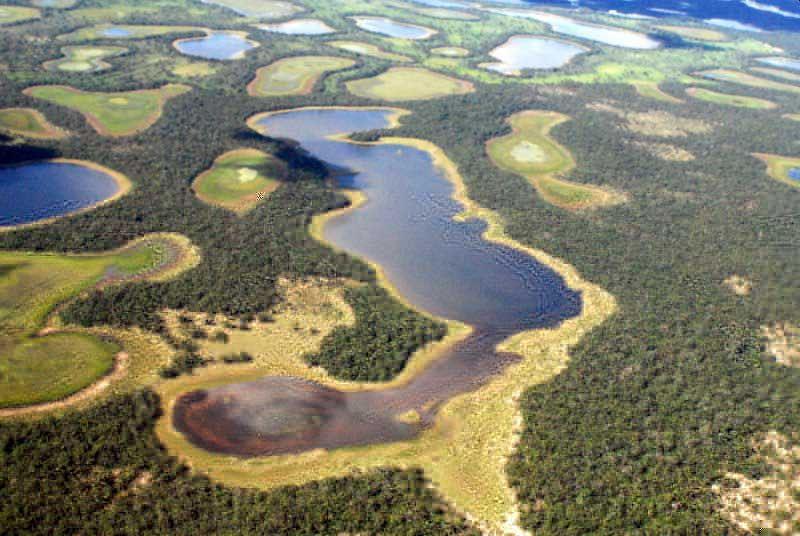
(0, 0), (799, 533)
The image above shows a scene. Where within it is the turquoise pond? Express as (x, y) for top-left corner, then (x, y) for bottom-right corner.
(351, 16), (436, 39)
(484, 35), (588, 74)
(489, 8), (661, 49)
(102, 27), (133, 38)
(174, 32), (258, 60)
(0, 161), (122, 228)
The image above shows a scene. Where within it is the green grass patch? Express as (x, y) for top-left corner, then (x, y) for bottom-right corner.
(0, 5), (39, 25)
(631, 80), (682, 103)
(654, 25), (728, 42)
(0, 108), (67, 139)
(751, 67), (800, 83)
(487, 110), (624, 210)
(192, 148), (286, 213)
(248, 56), (356, 97)
(431, 46), (469, 57)
(327, 40), (411, 62)
(346, 67), (474, 101)
(172, 60), (216, 78)
(686, 86), (777, 109)
(696, 69), (800, 94)
(753, 153), (800, 190)
(200, 0), (303, 19)
(24, 84), (191, 137)
(58, 24), (202, 42)
(43, 45), (127, 73)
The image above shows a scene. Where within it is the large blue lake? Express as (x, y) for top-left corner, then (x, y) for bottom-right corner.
(174, 108), (582, 456)
(173, 31), (258, 60)
(0, 161), (122, 228)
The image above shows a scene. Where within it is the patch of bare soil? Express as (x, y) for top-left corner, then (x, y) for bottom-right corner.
(763, 323), (800, 368)
(724, 275), (752, 296)
(632, 141), (695, 161)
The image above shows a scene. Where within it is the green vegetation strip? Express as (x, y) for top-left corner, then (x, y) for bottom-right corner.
(43, 46), (127, 73)
(57, 24), (202, 41)
(192, 148), (285, 213)
(654, 25), (728, 42)
(687, 87), (777, 109)
(487, 110), (625, 210)
(631, 81), (682, 103)
(753, 153), (800, 190)
(751, 67), (800, 83)
(200, 0), (303, 19)
(327, 40), (411, 62)
(248, 56), (356, 97)
(697, 69), (800, 94)
(24, 84), (191, 137)
(0, 108), (67, 139)
(0, 5), (39, 25)
(346, 67), (474, 102)
(431, 46), (469, 57)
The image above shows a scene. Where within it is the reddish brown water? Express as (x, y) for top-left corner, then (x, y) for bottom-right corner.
(173, 108), (581, 457)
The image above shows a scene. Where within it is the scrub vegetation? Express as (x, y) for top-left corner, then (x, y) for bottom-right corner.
(57, 23), (201, 41)
(327, 40), (411, 62)
(24, 84), (191, 137)
(248, 56), (356, 97)
(192, 148), (285, 213)
(346, 67), (474, 101)
(0, 107), (67, 139)
(687, 86), (778, 109)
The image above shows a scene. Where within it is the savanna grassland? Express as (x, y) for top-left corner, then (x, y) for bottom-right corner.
(0, 0), (799, 534)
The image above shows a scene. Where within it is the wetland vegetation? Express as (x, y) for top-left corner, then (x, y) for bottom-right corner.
(248, 55), (355, 96)
(346, 67), (474, 101)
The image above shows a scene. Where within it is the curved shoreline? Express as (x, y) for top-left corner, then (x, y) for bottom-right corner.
(159, 107), (617, 533)
(0, 158), (133, 233)
(0, 107), (69, 139)
(172, 30), (260, 61)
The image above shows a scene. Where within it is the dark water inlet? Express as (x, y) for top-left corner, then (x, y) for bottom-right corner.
(174, 108), (582, 456)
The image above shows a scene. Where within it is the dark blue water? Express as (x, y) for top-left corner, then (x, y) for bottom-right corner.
(0, 161), (121, 228)
(174, 32), (257, 60)
(789, 167), (800, 181)
(511, 0), (800, 32)
(173, 108), (582, 456)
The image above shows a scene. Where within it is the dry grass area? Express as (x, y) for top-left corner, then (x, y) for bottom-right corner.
(724, 275), (752, 296)
(763, 323), (800, 368)
(588, 102), (712, 138)
(632, 141), (695, 162)
(714, 431), (800, 535)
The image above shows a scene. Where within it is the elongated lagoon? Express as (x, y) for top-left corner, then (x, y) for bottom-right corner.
(174, 108), (581, 456)
(0, 160), (126, 228)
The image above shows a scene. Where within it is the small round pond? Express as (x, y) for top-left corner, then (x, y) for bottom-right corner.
(789, 167), (800, 182)
(0, 160), (127, 228)
(174, 31), (258, 60)
(483, 35), (588, 75)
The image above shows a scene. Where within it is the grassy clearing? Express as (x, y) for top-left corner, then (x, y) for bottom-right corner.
(346, 67), (474, 101)
(751, 67), (800, 83)
(0, 107), (67, 139)
(192, 148), (285, 213)
(58, 24), (202, 42)
(44, 45), (127, 73)
(172, 60), (216, 78)
(763, 324), (799, 368)
(200, 0), (303, 19)
(156, 119), (616, 534)
(0, 233), (198, 411)
(697, 69), (800, 94)
(632, 141), (695, 162)
(248, 56), (355, 97)
(753, 153), (800, 190)
(431, 46), (470, 57)
(591, 103), (713, 138)
(687, 86), (777, 109)
(487, 110), (625, 210)
(0, 5), (39, 25)
(24, 84), (191, 137)
(327, 40), (411, 62)
(654, 24), (728, 42)
(785, 113), (800, 122)
(631, 80), (682, 103)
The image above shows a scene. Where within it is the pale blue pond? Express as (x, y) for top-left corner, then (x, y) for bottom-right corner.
(757, 57), (800, 72)
(102, 27), (133, 38)
(488, 8), (660, 49)
(351, 16), (436, 39)
(483, 35), (588, 74)
(256, 18), (335, 35)
(174, 31), (258, 60)
(789, 168), (800, 181)
(0, 161), (122, 228)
